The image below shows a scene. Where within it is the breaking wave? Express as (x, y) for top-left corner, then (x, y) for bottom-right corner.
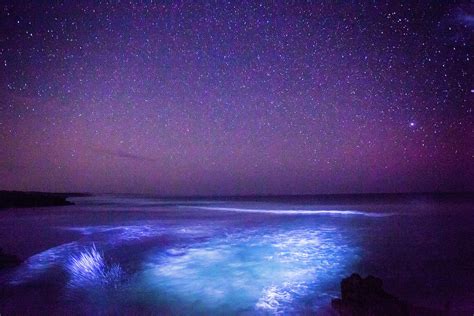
(191, 206), (394, 217)
(67, 244), (124, 290)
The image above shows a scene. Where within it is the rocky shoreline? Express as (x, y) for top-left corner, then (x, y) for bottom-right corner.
(331, 273), (465, 316)
(0, 248), (22, 270)
(0, 190), (87, 209)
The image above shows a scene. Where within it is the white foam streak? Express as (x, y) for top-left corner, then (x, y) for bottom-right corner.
(192, 206), (393, 217)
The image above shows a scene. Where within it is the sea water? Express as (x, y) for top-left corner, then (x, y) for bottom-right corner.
(0, 195), (473, 314)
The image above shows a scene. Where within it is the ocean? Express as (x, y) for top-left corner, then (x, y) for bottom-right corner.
(0, 194), (473, 315)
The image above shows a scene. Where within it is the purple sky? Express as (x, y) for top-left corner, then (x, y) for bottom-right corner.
(0, 2), (473, 195)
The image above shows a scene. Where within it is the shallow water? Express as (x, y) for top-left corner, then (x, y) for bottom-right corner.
(0, 195), (473, 314)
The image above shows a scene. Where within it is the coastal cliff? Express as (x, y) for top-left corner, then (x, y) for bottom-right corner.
(0, 191), (86, 208)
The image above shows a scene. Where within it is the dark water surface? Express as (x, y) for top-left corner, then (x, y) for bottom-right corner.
(0, 195), (473, 315)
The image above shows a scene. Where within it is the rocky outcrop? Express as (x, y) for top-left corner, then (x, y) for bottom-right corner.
(332, 273), (409, 316)
(0, 191), (88, 208)
(0, 248), (22, 269)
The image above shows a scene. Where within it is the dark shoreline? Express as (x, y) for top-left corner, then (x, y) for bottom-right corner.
(1, 190), (472, 209)
(0, 191), (89, 209)
(331, 273), (463, 316)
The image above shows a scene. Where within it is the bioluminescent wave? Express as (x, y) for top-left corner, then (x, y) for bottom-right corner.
(1, 196), (472, 314)
(8, 242), (80, 285)
(137, 227), (359, 314)
(2, 219), (361, 314)
(61, 225), (167, 240)
(190, 206), (395, 217)
(7, 223), (222, 285)
(3, 214), (362, 314)
(67, 244), (124, 290)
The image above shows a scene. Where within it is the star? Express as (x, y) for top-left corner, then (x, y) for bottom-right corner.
(0, 1), (471, 194)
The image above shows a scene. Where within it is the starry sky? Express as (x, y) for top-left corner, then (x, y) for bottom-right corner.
(0, 1), (473, 196)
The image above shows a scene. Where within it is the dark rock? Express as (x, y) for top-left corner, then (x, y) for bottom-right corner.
(332, 273), (409, 316)
(0, 248), (22, 269)
(0, 190), (88, 209)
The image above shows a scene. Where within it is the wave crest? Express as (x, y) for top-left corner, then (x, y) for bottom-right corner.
(192, 206), (394, 217)
(67, 245), (124, 290)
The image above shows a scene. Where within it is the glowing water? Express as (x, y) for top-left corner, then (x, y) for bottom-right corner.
(67, 244), (124, 290)
(191, 206), (394, 216)
(1, 196), (473, 314)
(136, 227), (358, 314)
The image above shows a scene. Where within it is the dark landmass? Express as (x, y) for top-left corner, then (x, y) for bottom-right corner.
(331, 273), (470, 316)
(332, 273), (409, 316)
(0, 191), (89, 209)
(0, 248), (22, 269)
(6, 190), (471, 207)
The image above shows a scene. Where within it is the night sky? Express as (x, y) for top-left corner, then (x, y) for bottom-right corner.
(1, 1), (472, 195)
